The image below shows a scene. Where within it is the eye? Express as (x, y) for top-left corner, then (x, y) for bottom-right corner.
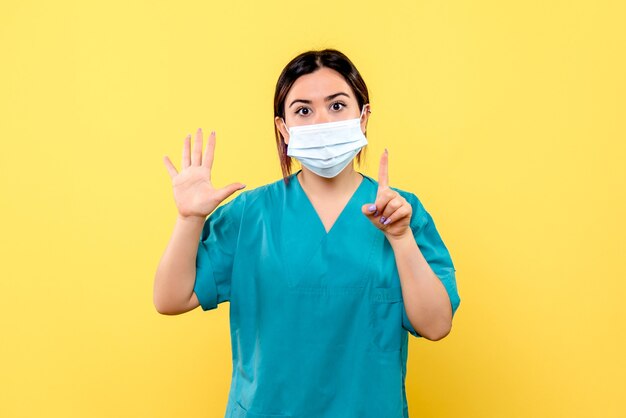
(331, 101), (346, 111)
(295, 107), (310, 116)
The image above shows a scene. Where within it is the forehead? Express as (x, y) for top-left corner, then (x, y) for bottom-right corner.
(286, 67), (354, 101)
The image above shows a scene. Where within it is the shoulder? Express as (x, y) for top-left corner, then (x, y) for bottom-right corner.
(216, 175), (290, 214)
(240, 175), (289, 203)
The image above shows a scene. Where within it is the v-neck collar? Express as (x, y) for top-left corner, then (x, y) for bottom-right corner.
(281, 169), (383, 293)
(292, 169), (367, 236)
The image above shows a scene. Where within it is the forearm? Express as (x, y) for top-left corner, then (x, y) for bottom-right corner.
(387, 231), (452, 340)
(153, 214), (205, 314)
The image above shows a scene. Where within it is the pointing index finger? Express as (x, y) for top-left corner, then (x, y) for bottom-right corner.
(378, 148), (389, 189)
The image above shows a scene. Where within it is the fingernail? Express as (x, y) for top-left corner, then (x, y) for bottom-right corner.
(379, 216), (386, 224)
(368, 204), (376, 212)
(383, 217), (392, 225)
(239, 184), (246, 189)
(384, 148), (388, 154)
(211, 130), (215, 135)
(374, 210), (379, 216)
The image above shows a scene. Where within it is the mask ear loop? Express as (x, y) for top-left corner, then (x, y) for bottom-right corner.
(360, 104), (371, 119)
(280, 117), (291, 139)
(360, 105), (370, 135)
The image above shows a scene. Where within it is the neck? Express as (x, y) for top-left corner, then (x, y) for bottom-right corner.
(297, 164), (362, 197)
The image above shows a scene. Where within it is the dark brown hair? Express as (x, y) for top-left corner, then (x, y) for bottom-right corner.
(273, 48), (370, 185)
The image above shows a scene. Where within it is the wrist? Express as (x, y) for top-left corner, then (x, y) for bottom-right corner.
(385, 229), (414, 246)
(176, 213), (206, 225)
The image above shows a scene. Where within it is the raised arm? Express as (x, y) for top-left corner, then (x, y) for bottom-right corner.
(153, 128), (246, 315)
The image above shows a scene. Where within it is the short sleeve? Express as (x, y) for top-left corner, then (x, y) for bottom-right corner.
(401, 193), (461, 338)
(193, 193), (246, 311)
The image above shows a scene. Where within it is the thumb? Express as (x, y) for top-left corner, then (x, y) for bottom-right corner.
(361, 203), (379, 217)
(214, 182), (246, 202)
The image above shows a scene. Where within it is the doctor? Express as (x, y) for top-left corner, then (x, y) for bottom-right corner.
(154, 48), (460, 418)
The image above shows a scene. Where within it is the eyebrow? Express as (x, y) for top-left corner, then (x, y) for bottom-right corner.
(288, 92), (351, 108)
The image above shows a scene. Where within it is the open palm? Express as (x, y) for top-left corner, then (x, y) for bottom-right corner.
(163, 128), (246, 219)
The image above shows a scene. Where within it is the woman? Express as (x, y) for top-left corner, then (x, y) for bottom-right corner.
(154, 49), (461, 418)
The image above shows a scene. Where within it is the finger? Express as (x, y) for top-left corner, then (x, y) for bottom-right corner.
(381, 195), (405, 219)
(373, 188), (394, 218)
(213, 182), (247, 203)
(378, 148), (389, 190)
(362, 203), (383, 220)
(182, 134), (191, 169)
(202, 130), (216, 171)
(362, 202), (379, 217)
(379, 196), (404, 224)
(163, 155), (178, 179)
(192, 128), (203, 166)
(381, 205), (411, 227)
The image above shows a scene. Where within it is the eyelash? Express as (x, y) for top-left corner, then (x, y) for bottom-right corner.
(295, 101), (346, 116)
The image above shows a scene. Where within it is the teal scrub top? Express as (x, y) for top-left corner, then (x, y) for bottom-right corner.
(193, 169), (460, 418)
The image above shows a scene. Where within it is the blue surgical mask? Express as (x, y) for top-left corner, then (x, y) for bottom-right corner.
(283, 106), (368, 178)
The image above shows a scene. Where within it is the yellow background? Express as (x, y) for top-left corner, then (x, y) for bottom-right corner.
(1, 1), (624, 417)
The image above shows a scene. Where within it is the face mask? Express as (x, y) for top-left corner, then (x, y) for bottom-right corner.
(283, 106), (368, 178)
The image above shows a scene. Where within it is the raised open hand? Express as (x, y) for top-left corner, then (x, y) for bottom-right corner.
(361, 149), (412, 240)
(163, 128), (246, 220)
